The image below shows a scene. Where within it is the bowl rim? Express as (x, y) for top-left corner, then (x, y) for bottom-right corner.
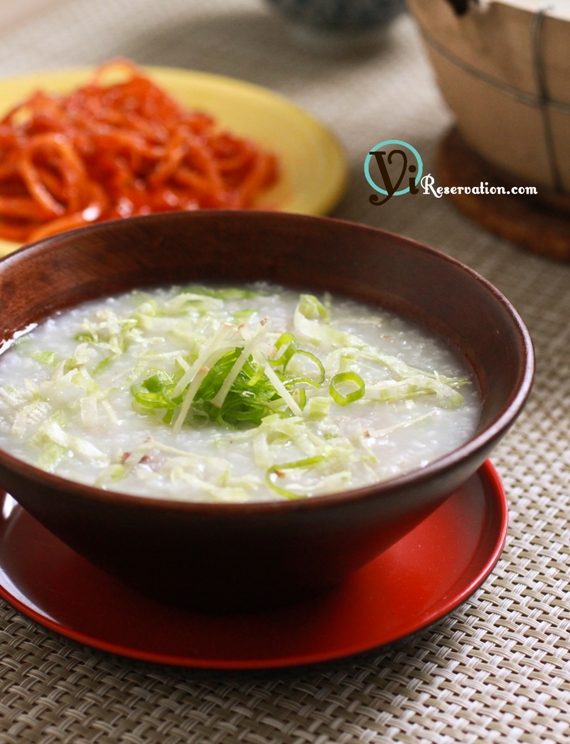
(0, 211), (535, 514)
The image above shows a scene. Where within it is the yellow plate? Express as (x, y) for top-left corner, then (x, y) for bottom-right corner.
(0, 66), (347, 257)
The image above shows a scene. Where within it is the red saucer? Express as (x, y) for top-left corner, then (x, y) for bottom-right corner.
(0, 461), (507, 669)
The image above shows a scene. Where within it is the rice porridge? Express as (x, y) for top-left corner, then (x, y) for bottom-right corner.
(0, 284), (481, 502)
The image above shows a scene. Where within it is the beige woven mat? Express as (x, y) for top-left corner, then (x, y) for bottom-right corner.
(1, 1), (570, 742)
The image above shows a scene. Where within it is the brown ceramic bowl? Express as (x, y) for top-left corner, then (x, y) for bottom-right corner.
(0, 211), (533, 613)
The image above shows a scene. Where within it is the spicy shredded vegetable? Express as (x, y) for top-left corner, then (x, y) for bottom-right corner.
(0, 59), (279, 243)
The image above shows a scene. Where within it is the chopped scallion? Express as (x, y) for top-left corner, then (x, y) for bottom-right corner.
(329, 372), (365, 406)
(266, 455), (326, 499)
(269, 333), (299, 370)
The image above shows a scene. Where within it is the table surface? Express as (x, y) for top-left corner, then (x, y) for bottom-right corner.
(1, 1), (569, 742)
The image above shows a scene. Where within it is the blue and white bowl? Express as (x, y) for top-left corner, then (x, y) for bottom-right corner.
(264, 0), (405, 32)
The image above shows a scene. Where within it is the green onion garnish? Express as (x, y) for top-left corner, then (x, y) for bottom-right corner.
(266, 455), (326, 499)
(292, 350), (325, 384)
(269, 333), (298, 370)
(329, 372), (365, 406)
(292, 387), (307, 410)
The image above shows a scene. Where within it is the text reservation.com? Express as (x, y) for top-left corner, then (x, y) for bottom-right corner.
(421, 175), (538, 197)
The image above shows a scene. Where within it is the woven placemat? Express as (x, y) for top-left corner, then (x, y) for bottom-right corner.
(1, 1), (570, 742)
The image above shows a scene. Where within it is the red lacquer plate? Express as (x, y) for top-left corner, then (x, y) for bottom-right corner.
(0, 461), (507, 669)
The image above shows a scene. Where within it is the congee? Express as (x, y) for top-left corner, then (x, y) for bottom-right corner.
(0, 284), (481, 502)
